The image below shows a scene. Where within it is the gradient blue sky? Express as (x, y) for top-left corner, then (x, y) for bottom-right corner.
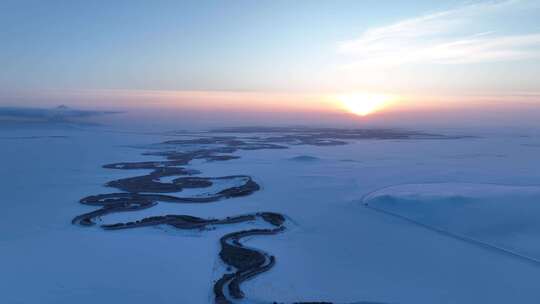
(1, 0), (540, 113)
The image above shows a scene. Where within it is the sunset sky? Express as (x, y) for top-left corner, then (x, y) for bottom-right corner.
(1, 0), (540, 123)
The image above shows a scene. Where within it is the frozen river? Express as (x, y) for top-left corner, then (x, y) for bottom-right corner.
(2, 123), (540, 303)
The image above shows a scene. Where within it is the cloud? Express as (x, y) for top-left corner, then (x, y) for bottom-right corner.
(338, 0), (540, 68)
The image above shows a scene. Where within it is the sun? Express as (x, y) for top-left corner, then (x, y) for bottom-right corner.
(337, 93), (395, 116)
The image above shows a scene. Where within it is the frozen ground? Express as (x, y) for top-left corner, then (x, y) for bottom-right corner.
(364, 183), (540, 263)
(2, 122), (540, 303)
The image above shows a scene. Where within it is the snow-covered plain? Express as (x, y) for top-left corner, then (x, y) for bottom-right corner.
(2, 122), (540, 304)
(364, 183), (540, 263)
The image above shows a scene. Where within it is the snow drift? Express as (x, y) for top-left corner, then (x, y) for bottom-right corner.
(364, 183), (540, 262)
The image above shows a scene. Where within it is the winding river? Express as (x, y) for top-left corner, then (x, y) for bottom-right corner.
(73, 127), (453, 303)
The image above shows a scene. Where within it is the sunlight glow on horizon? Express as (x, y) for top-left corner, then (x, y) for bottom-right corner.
(336, 93), (397, 116)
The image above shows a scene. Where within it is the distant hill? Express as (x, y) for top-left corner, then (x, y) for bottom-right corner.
(0, 106), (121, 124)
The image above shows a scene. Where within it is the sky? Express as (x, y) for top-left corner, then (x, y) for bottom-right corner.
(1, 0), (540, 126)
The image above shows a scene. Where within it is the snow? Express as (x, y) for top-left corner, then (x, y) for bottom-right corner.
(2, 122), (540, 303)
(363, 183), (540, 262)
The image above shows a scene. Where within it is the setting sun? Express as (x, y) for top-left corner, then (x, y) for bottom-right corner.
(337, 93), (396, 116)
